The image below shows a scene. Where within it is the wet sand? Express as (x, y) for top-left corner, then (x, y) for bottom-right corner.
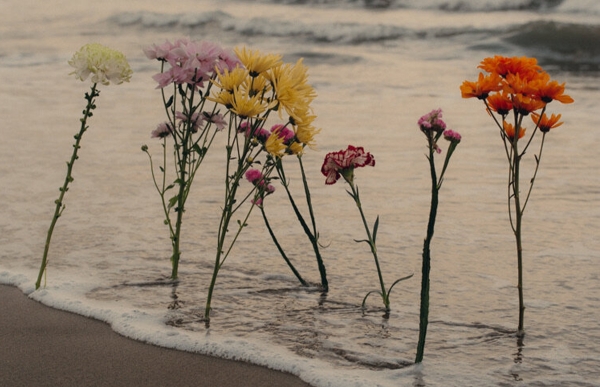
(0, 284), (313, 387)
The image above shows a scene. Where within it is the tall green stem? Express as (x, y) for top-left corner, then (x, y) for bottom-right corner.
(297, 156), (329, 291)
(415, 141), (439, 363)
(276, 158), (328, 291)
(36, 83), (99, 290)
(511, 136), (525, 335)
(348, 181), (388, 311)
(260, 205), (308, 286)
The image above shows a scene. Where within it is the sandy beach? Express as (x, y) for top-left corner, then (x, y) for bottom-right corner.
(0, 284), (312, 387)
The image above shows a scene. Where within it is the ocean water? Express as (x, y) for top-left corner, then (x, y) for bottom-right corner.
(1, 0), (599, 386)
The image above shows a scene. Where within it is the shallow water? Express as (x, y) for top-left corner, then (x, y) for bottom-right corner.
(1, 0), (599, 386)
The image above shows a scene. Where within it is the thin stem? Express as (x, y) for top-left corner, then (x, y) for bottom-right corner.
(347, 180), (388, 311)
(36, 83), (99, 290)
(297, 156), (329, 290)
(276, 159), (329, 291)
(509, 119), (525, 335)
(521, 132), (546, 213)
(260, 205), (308, 286)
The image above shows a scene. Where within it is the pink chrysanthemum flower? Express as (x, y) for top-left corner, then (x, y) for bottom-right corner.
(151, 122), (173, 139)
(145, 38), (240, 89)
(175, 111), (204, 133)
(321, 145), (375, 185)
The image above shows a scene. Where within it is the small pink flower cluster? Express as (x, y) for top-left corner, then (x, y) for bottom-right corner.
(269, 124), (295, 145)
(418, 108), (461, 153)
(321, 145), (375, 185)
(443, 129), (462, 143)
(239, 122), (270, 143)
(144, 38), (240, 89)
(151, 111), (226, 139)
(245, 168), (276, 206)
(239, 123), (295, 146)
(418, 108), (446, 134)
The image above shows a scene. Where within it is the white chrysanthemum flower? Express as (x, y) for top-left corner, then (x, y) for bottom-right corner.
(68, 43), (132, 85)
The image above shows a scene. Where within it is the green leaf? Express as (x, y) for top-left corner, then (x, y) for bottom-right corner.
(361, 290), (383, 309)
(165, 95), (174, 108)
(372, 215), (380, 243)
(193, 144), (207, 157)
(168, 195), (179, 209)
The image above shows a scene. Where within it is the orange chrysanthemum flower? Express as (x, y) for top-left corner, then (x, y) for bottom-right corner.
(511, 93), (545, 115)
(487, 92), (513, 115)
(531, 112), (563, 133)
(530, 73), (574, 104)
(503, 121), (526, 140)
(460, 72), (502, 100)
(479, 56), (542, 79)
(503, 72), (538, 96)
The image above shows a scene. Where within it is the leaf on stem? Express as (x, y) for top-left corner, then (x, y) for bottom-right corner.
(373, 215), (380, 243)
(362, 290), (383, 309)
(387, 273), (414, 296)
(165, 95), (174, 108)
(168, 195), (178, 209)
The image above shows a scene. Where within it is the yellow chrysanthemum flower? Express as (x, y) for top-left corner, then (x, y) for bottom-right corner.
(267, 59), (317, 122)
(230, 88), (267, 119)
(288, 141), (304, 155)
(208, 90), (234, 108)
(234, 47), (282, 77)
(212, 66), (248, 92)
(295, 123), (319, 149)
(242, 74), (271, 98)
(264, 131), (287, 157)
(292, 107), (320, 148)
(68, 43), (132, 85)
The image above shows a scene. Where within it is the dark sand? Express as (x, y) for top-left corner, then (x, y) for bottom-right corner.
(0, 284), (313, 387)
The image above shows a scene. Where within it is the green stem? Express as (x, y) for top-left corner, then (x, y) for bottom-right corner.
(297, 156), (329, 291)
(260, 206), (308, 286)
(36, 83), (99, 290)
(347, 180), (388, 311)
(511, 134), (525, 336)
(415, 139), (439, 363)
(203, 121), (254, 324)
(276, 159), (328, 291)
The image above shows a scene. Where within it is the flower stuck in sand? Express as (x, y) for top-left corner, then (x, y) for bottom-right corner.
(461, 55), (573, 336)
(323, 145), (412, 315)
(69, 43), (132, 85)
(37, 44), (131, 290)
(415, 109), (461, 364)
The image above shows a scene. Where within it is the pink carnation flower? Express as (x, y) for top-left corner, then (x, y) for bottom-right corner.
(321, 145), (375, 185)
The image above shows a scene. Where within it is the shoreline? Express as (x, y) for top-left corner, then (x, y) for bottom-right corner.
(0, 284), (313, 387)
